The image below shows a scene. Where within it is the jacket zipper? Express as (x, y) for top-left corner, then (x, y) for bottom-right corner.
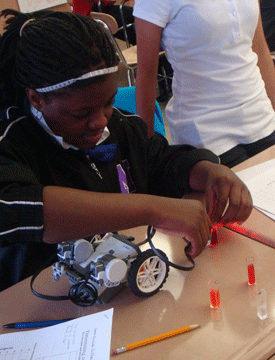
(91, 163), (103, 179)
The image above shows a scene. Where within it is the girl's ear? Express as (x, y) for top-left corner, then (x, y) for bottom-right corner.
(25, 89), (45, 111)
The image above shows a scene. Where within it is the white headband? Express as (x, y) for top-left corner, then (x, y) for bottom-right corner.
(35, 65), (119, 93)
(19, 18), (35, 37)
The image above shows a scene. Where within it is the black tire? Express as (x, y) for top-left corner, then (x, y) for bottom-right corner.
(128, 249), (169, 297)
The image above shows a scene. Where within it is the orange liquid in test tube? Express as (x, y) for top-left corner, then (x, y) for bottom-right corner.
(208, 280), (221, 308)
(246, 257), (256, 285)
(210, 226), (218, 247)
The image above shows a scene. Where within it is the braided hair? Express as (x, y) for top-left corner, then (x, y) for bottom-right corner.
(0, 9), (119, 108)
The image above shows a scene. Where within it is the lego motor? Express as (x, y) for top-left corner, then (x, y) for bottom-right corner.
(51, 232), (169, 305)
(31, 226), (195, 306)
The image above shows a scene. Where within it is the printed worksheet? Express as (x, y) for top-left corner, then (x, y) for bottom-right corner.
(0, 309), (113, 360)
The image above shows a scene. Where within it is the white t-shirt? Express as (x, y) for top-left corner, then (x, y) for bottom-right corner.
(134, 0), (275, 155)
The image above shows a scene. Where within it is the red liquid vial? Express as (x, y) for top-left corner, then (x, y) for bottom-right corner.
(246, 257), (256, 285)
(208, 280), (221, 308)
(210, 226), (218, 248)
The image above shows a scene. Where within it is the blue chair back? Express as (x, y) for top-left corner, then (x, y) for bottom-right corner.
(113, 86), (166, 136)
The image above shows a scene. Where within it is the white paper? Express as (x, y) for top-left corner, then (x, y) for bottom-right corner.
(236, 158), (275, 183)
(0, 309), (113, 360)
(236, 159), (275, 221)
(18, 0), (67, 13)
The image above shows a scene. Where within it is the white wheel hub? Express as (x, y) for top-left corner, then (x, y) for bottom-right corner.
(136, 256), (167, 293)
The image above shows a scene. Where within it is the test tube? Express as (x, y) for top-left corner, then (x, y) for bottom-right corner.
(256, 289), (268, 320)
(210, 226), (218, 248)
(246, 257), (256, 286)
(208, 279), (221, 309)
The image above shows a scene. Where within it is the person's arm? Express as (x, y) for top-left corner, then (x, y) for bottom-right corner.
(42, 186), (212, 258)
(146, 133), (253, 227)
(135, 18), (163, 137)
(252, 1), (275, 110)
(188, 161), (253, 226)
(43, 160), (253, 257)
(0, 144), (211, 258)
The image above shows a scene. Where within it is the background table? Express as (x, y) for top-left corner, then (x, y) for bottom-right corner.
(1, 147), (275, 360)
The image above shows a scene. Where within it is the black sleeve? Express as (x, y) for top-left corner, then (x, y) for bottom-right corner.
(147, 132), (220, 198)
(0, 155), (44, 243)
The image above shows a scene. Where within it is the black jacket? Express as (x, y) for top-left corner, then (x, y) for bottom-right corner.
(0, 106), (219, 290)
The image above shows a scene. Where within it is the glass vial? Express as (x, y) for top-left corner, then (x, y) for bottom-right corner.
(256, 289), (268, 320)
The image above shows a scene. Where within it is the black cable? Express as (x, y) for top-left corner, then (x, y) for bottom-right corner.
(30, 251), (71, 301)
(146, 226), (195, 271)
(30, 253), (98, 306)
(69, 280), (98, 307)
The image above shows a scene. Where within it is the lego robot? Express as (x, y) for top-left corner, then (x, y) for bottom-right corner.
(52, 232), (169, 305)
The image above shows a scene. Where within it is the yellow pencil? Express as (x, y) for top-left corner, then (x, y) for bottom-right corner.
(112, 324), (200, 355)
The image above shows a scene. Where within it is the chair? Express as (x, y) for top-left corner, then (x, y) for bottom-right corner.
(113, 86), (166, 136)
(97, 0), (134, 48)
(90, 11), (137, 86)
(91, 12), (172, 91)
(118, 0), (133, 48)
(68, 6), (171, 96)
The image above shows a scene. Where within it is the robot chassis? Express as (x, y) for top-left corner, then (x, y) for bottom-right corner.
(52, 232), (170, 304)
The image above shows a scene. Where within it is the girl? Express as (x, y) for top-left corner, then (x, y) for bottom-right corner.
(0, 9), (252, 290)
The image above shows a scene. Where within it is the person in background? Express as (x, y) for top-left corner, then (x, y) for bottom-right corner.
(72, 0), (136, 45)
(134, 0), (275, 168)
(260, 0), (275, 52)
(0, 9), (252, 291)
